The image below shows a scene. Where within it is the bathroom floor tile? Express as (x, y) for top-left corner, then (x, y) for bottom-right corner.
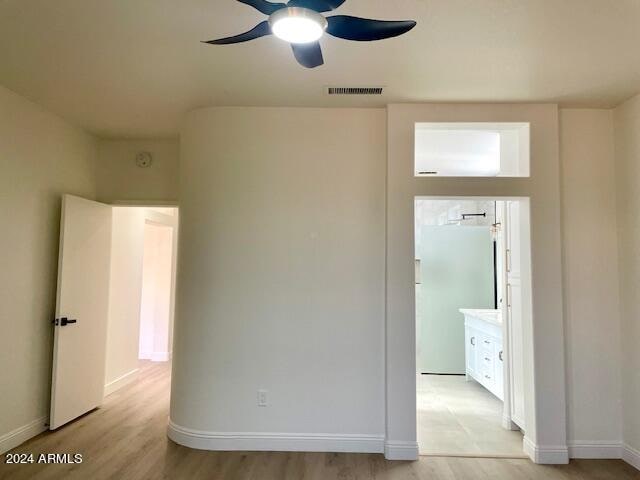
(417, 374), (526, 457)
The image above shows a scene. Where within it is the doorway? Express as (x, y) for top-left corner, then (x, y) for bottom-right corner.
(105, 206), (178, 395)
(415, 197), (532, 457)
(50, 197), (179, 431)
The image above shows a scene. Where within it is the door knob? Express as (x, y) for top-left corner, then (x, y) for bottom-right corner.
(53, 317), (78, 327)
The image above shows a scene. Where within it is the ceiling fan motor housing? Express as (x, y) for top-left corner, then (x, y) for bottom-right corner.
(269, 7), (328, 44)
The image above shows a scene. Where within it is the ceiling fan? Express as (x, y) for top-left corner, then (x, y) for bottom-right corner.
(204, 0), (417, 68)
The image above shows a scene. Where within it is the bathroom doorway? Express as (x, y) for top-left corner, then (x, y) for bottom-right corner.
(415, 197), (532, 457)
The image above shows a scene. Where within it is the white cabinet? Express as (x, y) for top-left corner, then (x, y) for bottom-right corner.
(505, 200), (526, 430)
(461, 309), (504, 401)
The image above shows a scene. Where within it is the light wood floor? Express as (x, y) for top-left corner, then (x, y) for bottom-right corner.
(417, 374), (524, 457)
(1, 362), (638, 480)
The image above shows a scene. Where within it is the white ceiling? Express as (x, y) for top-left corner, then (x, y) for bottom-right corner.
(1, 0), (640, 138)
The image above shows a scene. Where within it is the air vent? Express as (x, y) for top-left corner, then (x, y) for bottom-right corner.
(326, 86), (384, 96)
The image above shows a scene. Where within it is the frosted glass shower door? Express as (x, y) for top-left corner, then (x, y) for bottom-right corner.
(416, 226), (494, 374)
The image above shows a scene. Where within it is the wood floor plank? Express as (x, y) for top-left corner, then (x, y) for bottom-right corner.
(1, 361), (638, 480)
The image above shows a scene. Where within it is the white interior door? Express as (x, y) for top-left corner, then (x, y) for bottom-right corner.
(50, 195), (113, 430)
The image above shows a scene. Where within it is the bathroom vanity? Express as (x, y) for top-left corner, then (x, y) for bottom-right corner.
(460, 309), (504, 401)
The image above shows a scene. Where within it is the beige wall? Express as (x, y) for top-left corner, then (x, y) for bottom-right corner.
(0, 85), (97, 448)
(170, 107), (387, 448)
(96, 140), (179, 204)
(559, 109), (622, 452)
(614, 94), (640, 456)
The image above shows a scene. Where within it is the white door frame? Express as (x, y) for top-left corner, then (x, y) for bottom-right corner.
(385, 103), (567, 464)
(413, 196), (533, 441)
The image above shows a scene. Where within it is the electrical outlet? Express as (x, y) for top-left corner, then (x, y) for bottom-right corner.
(257, 390), (268, 407)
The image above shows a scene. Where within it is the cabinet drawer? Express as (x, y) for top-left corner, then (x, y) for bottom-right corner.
(480, 337), (495, 353)
(481, 353), (493, 368)
(481, 364), (495, 388)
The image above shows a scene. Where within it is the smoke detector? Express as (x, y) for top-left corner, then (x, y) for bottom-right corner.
(135, 152), (153, 168)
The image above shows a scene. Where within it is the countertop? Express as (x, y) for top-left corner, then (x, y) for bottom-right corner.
(459, 308), (502, 327)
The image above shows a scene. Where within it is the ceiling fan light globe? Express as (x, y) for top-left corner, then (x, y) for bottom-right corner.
(269, 7), (328, 44)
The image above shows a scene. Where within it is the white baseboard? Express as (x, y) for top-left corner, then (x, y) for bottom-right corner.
(167, 420), (384, 454)
(511, 414), (525, 431)
(568, 441), (622, 459)
(384, 441), (419, 461)
(104, 368), (139, 397)
(523, 436), (569, 464)
(562, 441), (639, 471)
(0, 416), (48, 455)
(150, 351), (171, 362)
(140, 351), (171, 362)
(623, 444), (640, 471)
(501, 415), (520, 431)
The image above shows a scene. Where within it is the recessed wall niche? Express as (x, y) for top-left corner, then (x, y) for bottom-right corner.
(414, 122), (530, 177)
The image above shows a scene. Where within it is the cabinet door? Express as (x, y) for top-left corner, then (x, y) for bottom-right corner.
(465, 326), (478, 378)
(507, 201), (526, 428)
(494, 342), (505, 401)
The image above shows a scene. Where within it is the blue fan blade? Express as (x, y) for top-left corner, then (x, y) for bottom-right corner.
(204, 21), (272, 44)
(326, 15), (416, 41)
(238, 0), (287, 15)
(291, 42), (324, 68)
(287, 0), (346, 12)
